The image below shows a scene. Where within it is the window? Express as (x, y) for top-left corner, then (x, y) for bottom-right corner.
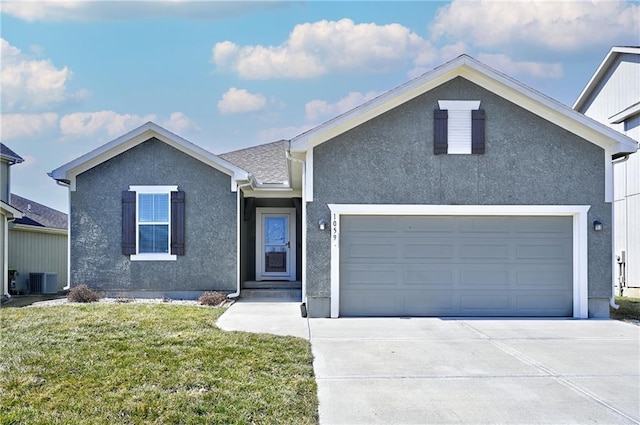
(138, 193), (169, 254)
(434, 100), (485, 155)
(122, 185), (185, 261)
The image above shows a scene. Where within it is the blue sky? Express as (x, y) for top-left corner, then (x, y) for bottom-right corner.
(1, 0), (639, 213)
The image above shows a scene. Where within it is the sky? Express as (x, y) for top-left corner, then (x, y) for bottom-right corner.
(1, 0), (639, 214)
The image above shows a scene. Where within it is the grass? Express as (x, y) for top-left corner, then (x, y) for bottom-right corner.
(610, 296), (640, 323)
(0, 304), (318, 424)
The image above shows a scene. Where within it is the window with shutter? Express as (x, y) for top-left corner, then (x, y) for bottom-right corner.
(125, 185), (182, 261)
(435, 101), (484, 155)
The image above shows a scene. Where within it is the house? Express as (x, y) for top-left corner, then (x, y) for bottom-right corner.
(573, 46), (640, 298)
(1, 143), (24, 300)
(8, 194), (68, 294)
(50, 55), (637, 318)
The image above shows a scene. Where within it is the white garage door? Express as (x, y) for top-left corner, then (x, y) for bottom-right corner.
(339, 215), (573, 317)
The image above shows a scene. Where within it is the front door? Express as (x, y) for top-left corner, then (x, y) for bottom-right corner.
(256, 208), (296, 281)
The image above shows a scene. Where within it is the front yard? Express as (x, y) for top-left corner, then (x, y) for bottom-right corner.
(0, 303), (318, 424)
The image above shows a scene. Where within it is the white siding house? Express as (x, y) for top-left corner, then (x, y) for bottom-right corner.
(574, 46), (640, 297)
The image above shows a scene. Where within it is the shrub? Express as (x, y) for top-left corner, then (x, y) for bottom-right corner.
(198, 291), (227, 306)
(67, 284), (101, 303)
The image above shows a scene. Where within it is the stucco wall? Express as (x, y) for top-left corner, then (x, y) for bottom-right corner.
(307, 77), (611, 317)
(1, 161), (9, 203)
(70, 138), (237, 294)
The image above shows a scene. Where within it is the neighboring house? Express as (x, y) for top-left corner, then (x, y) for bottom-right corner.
(50, 55), (637, 318)
(573, 46), (640, 298)
(8, 194), (69, 293)
(1, 143), (24, 300)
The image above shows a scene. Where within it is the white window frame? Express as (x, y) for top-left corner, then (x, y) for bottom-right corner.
(328, 204), (590, 319)
(438, 100), (481, 154)
(129, 185), (178, 261)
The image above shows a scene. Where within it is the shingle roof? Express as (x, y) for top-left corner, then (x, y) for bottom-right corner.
(220, 140), (289, 185)
(10, 194), (67, 230)
(1, 143), (24, 164)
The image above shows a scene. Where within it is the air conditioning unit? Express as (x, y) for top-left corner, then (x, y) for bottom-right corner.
(29, 273), (58, 294)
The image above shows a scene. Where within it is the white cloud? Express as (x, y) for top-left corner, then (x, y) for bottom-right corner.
(1, 113), (59, 140)
(0, 38), (87, 112)
(162, 112), (199, 134)
(305, 91), (382, 123)
(431, 0), (640, 51)
(217, 88), (267, 115)
(213, 18), (436, 79)
(477, 53), (563, 79)
(0, 1), (286, 22)
(60, 111), (156, 138)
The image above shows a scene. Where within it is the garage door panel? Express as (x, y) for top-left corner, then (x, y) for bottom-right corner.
(403, 243), (454, 258)
(516, 243), (570, 260)
(459, 217), (511, 233)
(342, 267), (398, 287)
(339, 215), (573, 317)
(460, 294), (510, 311)
(459, 269), (510, 286)
(515, 216), (573, 234)
(401, 216), (456, 233)
(460, 243), (510, 259)
(516, 266), (572, 287)
(515, 294), (573, 316)
(404, 268), (454, 286)
(345, 242), (398, 259)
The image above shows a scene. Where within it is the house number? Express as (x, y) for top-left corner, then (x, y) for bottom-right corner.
(332, 213), (338, 240)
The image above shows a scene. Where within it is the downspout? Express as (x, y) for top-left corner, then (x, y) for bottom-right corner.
(54, 179), (72, 290)
(228, 179), (254, 299)
(609, 154), (629, 310)
(285, 146), (307, 311)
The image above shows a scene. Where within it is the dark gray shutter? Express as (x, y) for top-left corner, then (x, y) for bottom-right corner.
(472, 109), (485, 154)
(122, 191), (136, 255)
(171, 191), (185, 256)
(434, 109), (448, 155)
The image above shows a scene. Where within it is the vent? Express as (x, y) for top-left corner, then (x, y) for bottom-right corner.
(29, 273), (58, 294)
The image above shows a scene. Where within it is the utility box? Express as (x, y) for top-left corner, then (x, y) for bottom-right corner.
(29, 273), (58, 294)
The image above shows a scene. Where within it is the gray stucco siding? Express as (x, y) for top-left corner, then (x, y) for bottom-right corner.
(70, 138), (237, 294)
(307, 77), (611, 317)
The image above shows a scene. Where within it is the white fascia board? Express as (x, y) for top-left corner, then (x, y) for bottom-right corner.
(609, 102), (640, 124)
(0, 201), (23, 218)
(574, 47), (640, 112)
(290, 57), (464, 152)
(241, 189), (302, 199)
(289, 55), (637, 156)
(9, 223), (67, 235)
(458, 63), (638, 155)
(50, 122), (250, 191)
(328, 204), (591, 319)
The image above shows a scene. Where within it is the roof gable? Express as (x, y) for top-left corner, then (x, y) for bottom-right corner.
(290, 54), (637, 156)
(1, 143), (24, 164)
(50, 122), (250, 191)
(573, 46), (640, 112)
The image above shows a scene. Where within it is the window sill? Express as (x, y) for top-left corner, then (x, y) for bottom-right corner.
(130, 253), (177, 261)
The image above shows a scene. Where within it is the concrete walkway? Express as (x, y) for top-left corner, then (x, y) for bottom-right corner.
(217, 300), (640, 425)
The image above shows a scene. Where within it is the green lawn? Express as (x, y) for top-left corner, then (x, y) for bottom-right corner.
(0, 304), (318, 424)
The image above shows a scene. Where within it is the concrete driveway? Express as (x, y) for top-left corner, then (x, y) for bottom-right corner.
(217, 301), (640, 424)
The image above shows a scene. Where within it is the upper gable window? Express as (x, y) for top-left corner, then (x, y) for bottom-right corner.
(434, 100), (485, 155)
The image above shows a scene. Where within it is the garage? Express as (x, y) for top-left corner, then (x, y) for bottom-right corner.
(338, 215), (574, 317)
